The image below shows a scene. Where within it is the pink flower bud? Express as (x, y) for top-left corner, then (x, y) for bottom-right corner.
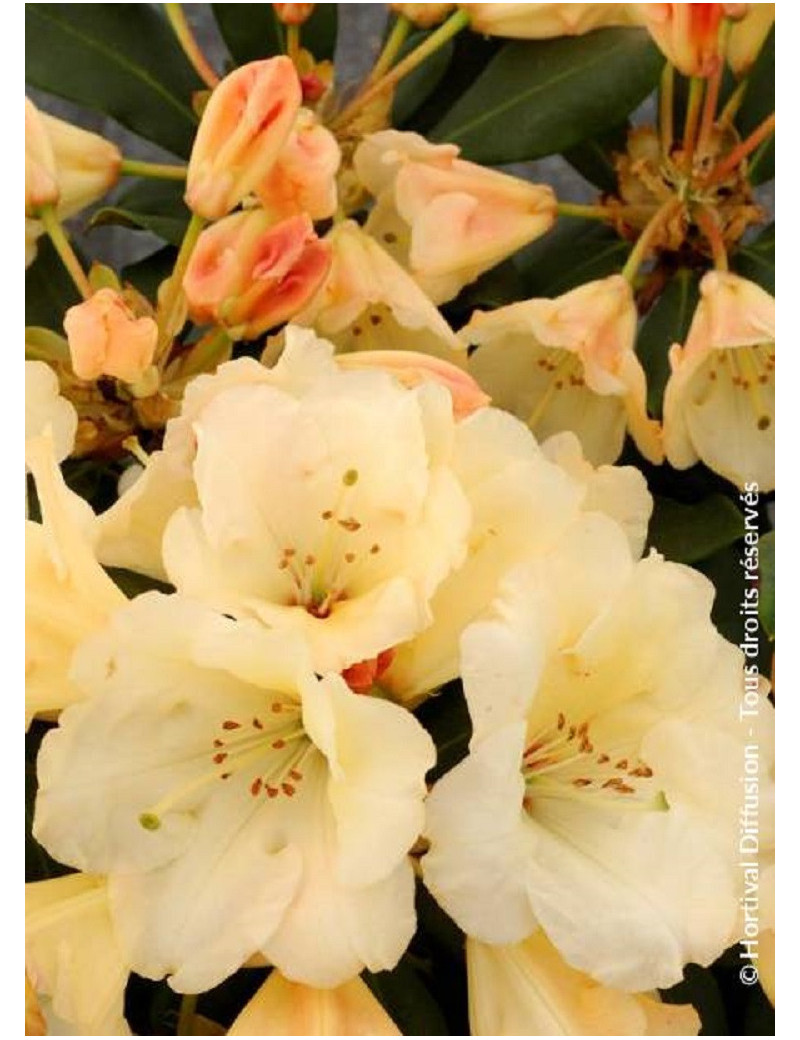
(184, 211), (331, 339)
(337, 350), (489, 419)
(64, 289), (158, 384)
(634, 3), (729, 77)
(186, 57), (302, 220)
(273, 3), (315, 25)
(25, 99), (59, 215)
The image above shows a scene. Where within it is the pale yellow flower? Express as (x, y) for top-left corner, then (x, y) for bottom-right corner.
(25, 361), (77, 465)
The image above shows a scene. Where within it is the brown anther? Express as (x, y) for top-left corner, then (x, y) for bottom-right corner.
(572, 778), (592, 787)
(220, 772), (232, 780)
(222, 720), (241, 730)
(370, 544), (381, 554)
(344, 552), (356, 563)
(370, 314), (381, 326)
(284, 548), (296, 557)
(251, 778), (263, 796)
(557, 713), (565, 730)
(616, 783), (635, 794)
(282, 783), (296, 796)
(213, 739), (224, 748)
(597, 753), (610, 764)
(213, 752), (227, 764)
(271, 703), (283, 713)
(338, 518), (361, 532)
(629, 765), (654, 778)
(524, 740), (545, 756)
(305, 554), (316, 566)
(383, 232), (397, 244)
(555, 380), (564, 389)
(253, 718), (264, 730)
(615, 759), (629, 770)
(266, 785), (279, 798)
(289, 769), (303, 781)
(272, 739), (286, 749)
(568, 726), (577, 740)
(322, 510), (334, 520)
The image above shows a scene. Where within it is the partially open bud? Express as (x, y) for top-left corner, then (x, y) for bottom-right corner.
(64, 288), (158, 384)
(257, 108), (340, 222)
(461, 3), (637, 38)
(273, 3), (315, 25)
(337, 350), (489, 419)
(39, 110), (122, 216)
(634, 4), (739, 77)
(25, 99), (59, 216)
(186, 57), (302, 220)
(184, 210), (331, 340)
(391, 4), (455, 28)
(727, 3), (774, 76)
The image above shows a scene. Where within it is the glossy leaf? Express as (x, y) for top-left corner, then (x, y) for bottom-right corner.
(432, 28), (663, 163)
(647, 494), (744, 564)
(736, 26), (775, 185)
(637, 269), (700, 417)
(213, 3), (337, 66)
(759, 531), (775, 640)
(516, 217), (629, 298)
(562, 123), (629, 194)
(25, 236), (81, 332)
(732, 223), (774, 294)
(25, 4), (202, 158)
(364, 958), (449, 1037)
(89, 179), (189, 246)
(394, 31), (455, 127)
(414, 681), (471, 784)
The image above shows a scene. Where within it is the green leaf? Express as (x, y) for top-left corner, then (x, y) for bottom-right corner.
(213, 3), (337, 66)
(736, 25), (775, 185)
(364, 958), (450, 1036)
(732, 223), (774, 294)
(25, 236), (80, 332)
(516, 216), (629, 297)
(647, 494), (744, 564)
(393, 31), (455, 127)
(444, 259), (527, 321)
(122, 246), (178, 303)
(759, 531), (775, 640)
(432, 28), (663, 163)
(637, 269), (700, 417)
(661, 963), (729, 1037)
(88, 179), (189, 246)
(414, 681), (471, 783)
(25, 5), (202, 159)
(562, 122), (629, 194)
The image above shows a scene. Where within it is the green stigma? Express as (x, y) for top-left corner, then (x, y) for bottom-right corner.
(139, 812), (162, 831)
(343, 468), (359, 486)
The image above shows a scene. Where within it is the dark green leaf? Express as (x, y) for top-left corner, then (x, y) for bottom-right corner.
(562, 123), (629, 194)
(414, 681), (471, 783)
(122, 246), (178, 303)
(26, 5), (202, 158)
(213, 3), (337, 66)
(661, 963), (729, 1037)
(25, 236), (81, 332)
(106, 567), (173, 599)
(516, 216), (629, 297)
(89, 179), (189, 246)
(736, 25), (775, 185)
(364, 957), (449, 1036)
(393, 31), (454, 127)
(647, 494), (744, 564)
(759, 531), (774, 640)
(432, 28), (663, 163)
(732, 223), (774, 294)
(637, 269), (700, 417)
(444, 259), (527, 321)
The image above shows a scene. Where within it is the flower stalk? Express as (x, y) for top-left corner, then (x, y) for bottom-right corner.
(120, 157), (188, 181)
(37, 204), (92, 299)
(368, 14), (412, 84)
(164, 3), (220, 88)
(621, 198), (683, 284)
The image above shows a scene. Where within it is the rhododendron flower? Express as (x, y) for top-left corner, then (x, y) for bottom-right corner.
(663, 271), (774, 490)
(25, 360), (77, 464)
(467, 933), (700, 1035)
(64, 288), (158, 385)
(25, 98), (58, 215)
(34, 594), (435, 991)
(25, 433), (125, 727)
(423, 522), (773, 990)
(228, 972), (400, 1035)
(355, 130), (556, 304)
(257, 108), (340, 222)
(464, 275), (663, 465)
(26, 873), (130, 1036)
(186, 57), (301, 220)
(183, 211), (331, 340)
(285, 220), (466, 363)
(462, 3), (637, 38)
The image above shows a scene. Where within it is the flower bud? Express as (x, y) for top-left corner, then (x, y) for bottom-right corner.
(391, 4), (455, 28)
(39, 110), (121, 215)
(184, 210), (331, 339)
(461, 3), (636, 38)
(727, 3), (774, 75)
(25, 99), (59, 215)
(257, 108), (340, 222)
(186, 57), (302, 220)
(273, 3), (315, 24)
(634, 3), (729, 77)
(64, 288), (158, 384)
(337, 350), (489, 418)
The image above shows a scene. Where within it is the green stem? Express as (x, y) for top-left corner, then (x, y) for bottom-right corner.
(286, 23), (301, 63)
(718, 78), (749, 126)
(38, 205), (91, 300)
(332, 9), (470, 131)
(176, 993), (198, 1036)
(164, 3), (219, 88)
(367, 14), (412, 84)
(120, 158), (188, 181)
(621, 199), (682, 285)
(155, 212), (206, 362)
(659, 64), (674, 156)
(557, 202), (614, 221)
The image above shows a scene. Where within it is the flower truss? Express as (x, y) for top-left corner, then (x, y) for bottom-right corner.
(25, 3), (775, 1036)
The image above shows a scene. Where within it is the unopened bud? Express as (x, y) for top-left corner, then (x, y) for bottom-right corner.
(64, 288), (158, 384)
(273, 3), (315, 25)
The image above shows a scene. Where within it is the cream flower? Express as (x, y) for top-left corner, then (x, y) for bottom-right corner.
(26, 432), (125, 727)
(663, 271), (775, 491)
(461, 3), (638, 38)
(25, 361), (77, 464)
(465, 275), (663, 465)
(423, 521), (772, 991)
(26, 873), (130, 1036)
(355, 130), (556, 304)
(283, 220), (466, 364)
(34, 593), (435, 992)
(160, 328), (471, 673)
(467, 933), (700, 1035)
(228, 972), (400, 1035)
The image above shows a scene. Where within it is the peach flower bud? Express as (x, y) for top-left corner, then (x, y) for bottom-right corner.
(391, 4), (455, 28)
(634, 4), (733, 77)
(337, 350), (489, 419)
(183, 210), (331, 340)
(461, 3), (637, 38)
(25, 99), (59, 215)
(257, 108), (340, 222)
(727, 3), (774, 75)
(186, 57), (302, 220)
(64, 288), (158, 384)
(39, 111), (121, 216)
(273, 3), (315, 25)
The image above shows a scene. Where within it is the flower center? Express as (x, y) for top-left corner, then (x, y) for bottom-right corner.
(521, 712), (668, 813)
(527, 348), (587, 429)
(138, 698), (312, 831)
(700, 343), (774, 431)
